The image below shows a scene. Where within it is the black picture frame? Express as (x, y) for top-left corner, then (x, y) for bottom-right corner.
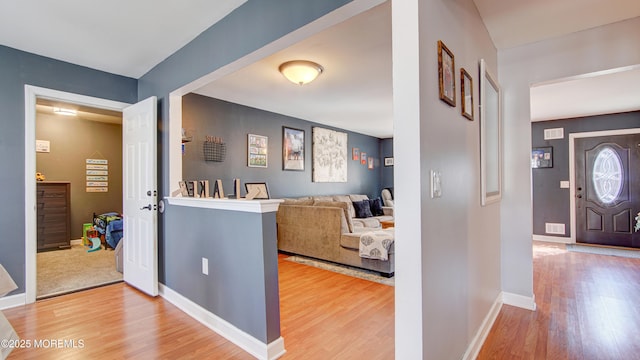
(531, 147), (553, 168)
(282, 126), (305, 171)
(245, 182), (270, 199)
(384, 157), (394, 167)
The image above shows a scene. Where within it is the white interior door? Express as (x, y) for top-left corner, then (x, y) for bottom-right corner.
(123, 96), (158, 296)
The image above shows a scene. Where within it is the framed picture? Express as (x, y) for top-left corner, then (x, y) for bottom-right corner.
(245, 182), (270, 199)
(460, 68), (473, 120)
(384, 157), (394, 167)
(531, 147), (553, 168)
(361, 152), (367, 165)
(248, 134), (268, 168)
(368, 157), (374, 170)
(283, 127), (304, 171)
(312, 127), (348, 183)
(352, 147), (360, 161)
(438, 40), (456, 107)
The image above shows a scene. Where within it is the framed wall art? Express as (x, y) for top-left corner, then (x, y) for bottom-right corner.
(283, 127), (304, 171)
(384, 157), (394, 167)
(531, 147), (553, 168)
(248, 134), (268, 168)
(438, 40), (456, 107)
(312, 127), (348, 182)
(460, 67), (474, 120)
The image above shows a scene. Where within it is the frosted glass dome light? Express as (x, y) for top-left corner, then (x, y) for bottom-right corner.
(278, 60), (324, 85)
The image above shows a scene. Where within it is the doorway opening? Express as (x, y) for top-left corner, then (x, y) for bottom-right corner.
(34, 98), (124, 299)
(24, 85), (131, 304)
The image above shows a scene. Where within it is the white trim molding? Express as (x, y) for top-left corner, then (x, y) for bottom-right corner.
(165, 197), (283, 213)
(159, 284), (285, 360)
(502, 292), (537, 311)
(532, 234), (573, 244)
(462, 294), (503, 360)
(0, 293), (26, 310)
(24, 85), (130, 304)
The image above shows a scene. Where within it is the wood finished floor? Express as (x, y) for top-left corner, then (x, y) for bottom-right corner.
(478, 241), (640, 359)
(6, 242), (637, 359)
(2, 254), (394, 359)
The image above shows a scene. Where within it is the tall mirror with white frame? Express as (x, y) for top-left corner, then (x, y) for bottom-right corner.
(479, 59), (502, 206)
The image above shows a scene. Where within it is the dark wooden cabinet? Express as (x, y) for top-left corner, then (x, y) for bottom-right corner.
(37, 182), (71, 252)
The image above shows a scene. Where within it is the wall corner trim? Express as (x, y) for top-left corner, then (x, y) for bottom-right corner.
(0, 293), (26, 310)
(462, 293), (503, 360)
(502, 291), (537, 311)
(159, 284), (285, 360)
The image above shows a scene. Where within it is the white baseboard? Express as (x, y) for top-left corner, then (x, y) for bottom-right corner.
(462, 294), (503, 360)
(0, 293), (26, 310)
(532, 234), (572, 244)
(502, 292), (536, 311)
(159, 284), (285, 360)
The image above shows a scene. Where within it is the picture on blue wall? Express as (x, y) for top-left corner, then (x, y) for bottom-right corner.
(248, 134), (268, 168)
(312, 127), (347, 182)
(283, 127), (304, 171)
(531, 146), (553, 168)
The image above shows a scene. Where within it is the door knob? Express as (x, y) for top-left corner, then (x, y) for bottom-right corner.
(140, 204), (152, 210)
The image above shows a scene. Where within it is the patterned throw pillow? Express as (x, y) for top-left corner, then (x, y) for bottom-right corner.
(352, 200), (373, 218)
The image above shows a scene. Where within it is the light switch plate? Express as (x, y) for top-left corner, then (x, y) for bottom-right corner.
(431, 170), (442, 198)
(202, 257), (209, 275)
(560, 181), (570, 189)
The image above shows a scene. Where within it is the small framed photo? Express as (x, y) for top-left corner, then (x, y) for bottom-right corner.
(248, 134), (268, 168)
(352, 147), (360, 161)
(283, 127), (304, 171)
(460, 68), (473, 120)
(438, 40), (456, 107)
(361, 152), (367, 165)
(531, 147), (553, 168)
(384, 157), (394, 167)
(368, 157), (374, 170)
(245, 182), (270, 199)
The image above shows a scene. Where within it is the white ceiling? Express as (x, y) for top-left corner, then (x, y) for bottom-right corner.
(0, 0), (247, 78)
(1, 0), (639, 136)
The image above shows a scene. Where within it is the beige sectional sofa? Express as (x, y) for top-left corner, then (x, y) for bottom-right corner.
(276, 194), (395, 277)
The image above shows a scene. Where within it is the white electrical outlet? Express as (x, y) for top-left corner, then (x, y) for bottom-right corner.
(202, 257), (209, 275)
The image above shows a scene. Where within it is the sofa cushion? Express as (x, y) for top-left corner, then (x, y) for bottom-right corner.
(313, 200), (353, 233)
(352, 217), (381, 229)
(349, 194), (369, 202)
(368, 197), (384, 216)
(353, 200), (373, 218)
(282, 197), (314, 206)
(333, 195), (356, 218)
(313, 196), (335, 202)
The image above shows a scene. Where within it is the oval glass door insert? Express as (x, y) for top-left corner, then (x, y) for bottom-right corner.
(592, 147), (623, 204)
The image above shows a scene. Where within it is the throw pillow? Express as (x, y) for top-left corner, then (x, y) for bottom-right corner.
(352, 200), (373, 218)
(369, 197), (384, 216)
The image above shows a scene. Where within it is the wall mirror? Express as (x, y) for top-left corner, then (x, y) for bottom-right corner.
(479, 59), (502, 206)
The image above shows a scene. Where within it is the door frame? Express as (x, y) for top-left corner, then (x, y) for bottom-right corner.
(24, 85), (131, 304)
(568, 127), (640, 244)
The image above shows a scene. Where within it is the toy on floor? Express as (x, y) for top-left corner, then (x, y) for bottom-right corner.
(87, 237), (101, 252)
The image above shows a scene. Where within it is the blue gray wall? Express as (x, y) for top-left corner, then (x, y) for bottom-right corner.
(164, 205), (280, 343)
(532, 111), (640, 238)
(0, 45), (137, 293)
(379, 137), (393, 190)
(182, 94), (384, 199)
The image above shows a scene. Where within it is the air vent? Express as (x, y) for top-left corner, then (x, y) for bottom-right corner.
(545, 223), (566, 235)
(544, 128), (564, 140)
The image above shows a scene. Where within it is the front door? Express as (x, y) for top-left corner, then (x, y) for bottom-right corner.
(122, 96), (158, 296)
(575, 134), (640, 248)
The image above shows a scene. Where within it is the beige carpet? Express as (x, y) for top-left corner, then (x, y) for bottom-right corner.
(37, 243), (123, 298)
(285, 255), (394, 286)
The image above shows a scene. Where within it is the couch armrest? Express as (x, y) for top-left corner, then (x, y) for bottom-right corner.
(276, 205), (343, 259)
(382, 206), (394, 216)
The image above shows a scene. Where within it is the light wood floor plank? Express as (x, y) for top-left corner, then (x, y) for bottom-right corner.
(3, 254), (394, 359)
(479, 241), (640, 359)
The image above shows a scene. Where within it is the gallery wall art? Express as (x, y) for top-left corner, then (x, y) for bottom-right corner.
(312, 127), (347, 182)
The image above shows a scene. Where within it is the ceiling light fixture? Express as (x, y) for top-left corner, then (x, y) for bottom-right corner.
(278, 60), (324, 85)
(53, 107), (78, 116)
